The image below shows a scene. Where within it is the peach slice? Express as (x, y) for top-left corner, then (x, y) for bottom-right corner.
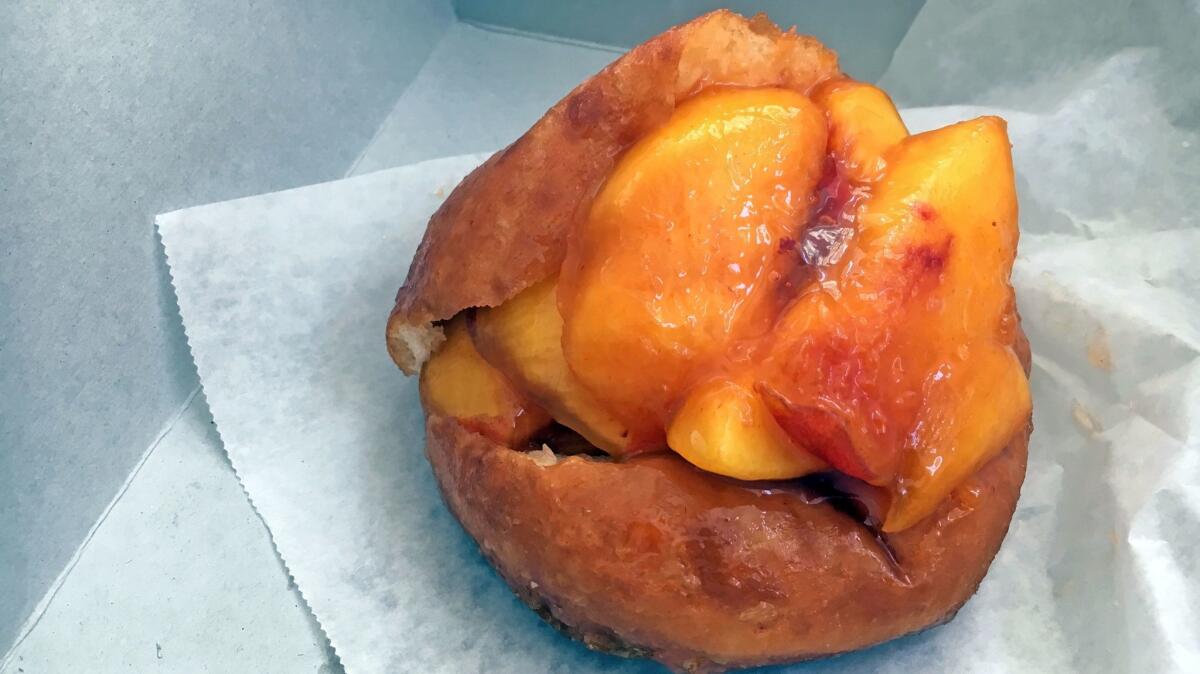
(667, 379), (826, 481)
(812, 80), (908, 182)
(757, 384), (872, 482)
(762, 117), (1028, 503)
(471, 278), (643, 455)
(560, 87), (828, 431)
(884, 344), (1030, 531)
(419, 316), (550, 445)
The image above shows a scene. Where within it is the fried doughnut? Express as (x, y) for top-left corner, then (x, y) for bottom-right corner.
(387, 10), (1030, 672)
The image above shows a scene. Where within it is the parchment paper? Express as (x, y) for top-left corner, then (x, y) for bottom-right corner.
(157, 0), (1199, 671)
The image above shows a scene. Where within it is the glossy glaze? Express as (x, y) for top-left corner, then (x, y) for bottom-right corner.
(558, 87), (829, 440)
(465, 84), (1028, 531)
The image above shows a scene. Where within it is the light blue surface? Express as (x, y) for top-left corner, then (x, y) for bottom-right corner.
(0, 0), (452, 649)
(0, 393), (336, 674)
(351, 22), (618, 173)
(453, 0), (925, 82)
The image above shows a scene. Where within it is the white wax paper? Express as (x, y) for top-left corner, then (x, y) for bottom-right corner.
(158, 0), (1199, 671)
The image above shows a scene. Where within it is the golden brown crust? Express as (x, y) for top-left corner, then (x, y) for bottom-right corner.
(387, 10), (841, 374)
(426, 410), (1028, 672)
(425, 331), (1030, 673)
(424, 333), (1032, 672)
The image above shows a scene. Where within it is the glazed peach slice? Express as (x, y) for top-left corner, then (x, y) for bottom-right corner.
(763, 117), (1029, 523)
(471, 278), (640, 455)
(559, 87), (828, 433)
(885, 343), (1030, 531)
(420, 316), (550, 445)
(812, 79), (908, 182)
(753, 79), (909, 484)
(878, 119), (1030, 531)
(667, 378), (826, 481)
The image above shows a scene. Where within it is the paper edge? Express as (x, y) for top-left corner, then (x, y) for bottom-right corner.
(153, 152), (492, 674)
(155, 208), (347, 670)
(155, 152), (482, 227)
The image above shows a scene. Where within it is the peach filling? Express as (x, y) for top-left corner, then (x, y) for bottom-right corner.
(420, 82), (1030, 531)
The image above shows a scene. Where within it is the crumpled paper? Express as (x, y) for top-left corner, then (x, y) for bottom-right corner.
(157, 0), (1199, 671)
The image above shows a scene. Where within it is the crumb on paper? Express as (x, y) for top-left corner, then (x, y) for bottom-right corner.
(434, 186), (446, 198)
(1071, 399), (1103, 437)
(1087, 326), (1114, 371)
(529, 444), (558, 467)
